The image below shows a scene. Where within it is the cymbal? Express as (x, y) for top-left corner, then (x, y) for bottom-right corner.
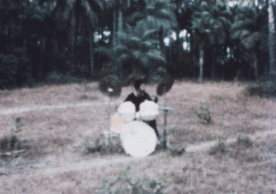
(159, 106), (174, 111)
(98, 75), (121, 97)
(156, 76), (174, 96)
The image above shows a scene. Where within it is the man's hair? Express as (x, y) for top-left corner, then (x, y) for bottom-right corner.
(134, 79), (145, 90)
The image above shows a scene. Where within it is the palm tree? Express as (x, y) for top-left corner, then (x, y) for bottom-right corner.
(26, 0), (52, 78)
(112, 0), (134, 47)
(97, 24), (166, 83)
(117, 24), (167, 82)
(231, 6), (261, 79)
(69, 0), (112, 75)
(267, 0), (275, 83)
(126, 0), (178, 49)
(28, 0), (112, 76)
(0, 0), (32, 87)
(192, 1), (231, 82)
(191, 1), (212, 83)
(206, 2), (231, 79)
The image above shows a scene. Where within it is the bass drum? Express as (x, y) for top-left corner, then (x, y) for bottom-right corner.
(120, 121), (157, 157)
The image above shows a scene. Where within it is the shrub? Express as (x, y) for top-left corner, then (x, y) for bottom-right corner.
(237, 134), (253, 148)
(0, 54), (18, 88)
(209, 136), (227, 155)
(45, 71), (78, 84)
(0, 48), (32, 88)
(246, 82), (276, 98)
(94, 166), (167, 194)
(194, 101), (212, 124)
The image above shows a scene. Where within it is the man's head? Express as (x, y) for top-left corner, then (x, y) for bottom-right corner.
(134, 79), (145, 92)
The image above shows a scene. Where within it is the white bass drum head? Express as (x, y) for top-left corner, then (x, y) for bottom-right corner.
(120, 121), (157, 157)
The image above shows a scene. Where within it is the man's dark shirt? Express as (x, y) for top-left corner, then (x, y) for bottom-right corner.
(124, 92), (154, 111)
(124, 91), (159, 137)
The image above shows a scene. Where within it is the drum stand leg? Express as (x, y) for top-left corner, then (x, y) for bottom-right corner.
(163, 94), (167, 150)
(108, 97), (112, 151)
(107, 96), (121, 153)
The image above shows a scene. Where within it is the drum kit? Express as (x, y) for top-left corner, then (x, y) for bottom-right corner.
(99, 75), (174, 157)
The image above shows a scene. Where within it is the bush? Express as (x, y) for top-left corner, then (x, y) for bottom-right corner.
(45, 71), (78, 84)
(237, 134), (253, 148)
(246, 82), (276, 98)
(95, 166), (167, 194)
(0, 52), (32, 88)
(0, 54), (18, 88)
(209, 136), (227, 156)
(0, 135), (21, 152)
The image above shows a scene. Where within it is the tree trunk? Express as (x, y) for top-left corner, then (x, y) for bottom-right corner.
(212, 47), (216, 80)
(89, 26), (94, 76)
(198, 43), (204, 83)
(39, 37), (46, 79)
(74, 15), (80, 73)
(51, 33), (59, 72)
(117, 0), (123, 41)
(268, 0), (276, 83)
(71, 11), (76, 74)
(112, 4), (117, 47)
(253, 51), (258, 80)
(159, 26), (164, 50)
(117, 0), (124, 80)
(73, 0), (81, 73)
(221, 64), (224, 80)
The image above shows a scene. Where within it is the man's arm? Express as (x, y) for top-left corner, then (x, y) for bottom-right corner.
(124, 93), (133, 102)
(145, 92), (158, 103)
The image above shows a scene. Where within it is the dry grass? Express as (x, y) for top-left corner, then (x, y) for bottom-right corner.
(0, 81), (276, 193)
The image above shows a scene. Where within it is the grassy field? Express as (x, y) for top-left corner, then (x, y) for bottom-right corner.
(0, 81), (276, 194)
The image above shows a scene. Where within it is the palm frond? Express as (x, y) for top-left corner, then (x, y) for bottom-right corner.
(114, 45), (130, 56)
(141, 41), (154, 50)
(146, 50), (166, 64)
(155, 9), (177, 22)
(132, 50), (141, 59)
(126, 12), (145, 25)
(200, 1), (210, 10)
(141, 29), (158, 40)
(116, 53), (131, 64)
(241, 32), (260, 49)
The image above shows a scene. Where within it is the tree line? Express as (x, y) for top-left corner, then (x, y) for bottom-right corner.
(0, 0), (275, 88)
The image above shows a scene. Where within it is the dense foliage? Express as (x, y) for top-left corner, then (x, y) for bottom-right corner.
(0, 0), (275, 88)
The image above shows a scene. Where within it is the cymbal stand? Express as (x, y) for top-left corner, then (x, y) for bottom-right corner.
(160, 88), (174, 150)
(163, 92), (167, 149)
(107, 89), (120, 153)
(108, 94), (112, 151)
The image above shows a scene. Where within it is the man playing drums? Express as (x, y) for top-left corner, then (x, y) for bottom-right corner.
(124, 79), (159, 138)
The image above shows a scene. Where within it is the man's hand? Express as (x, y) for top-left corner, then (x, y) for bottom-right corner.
(154, 96), (158, 103)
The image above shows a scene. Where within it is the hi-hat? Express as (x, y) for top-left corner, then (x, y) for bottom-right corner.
(120, 121), (157, 157)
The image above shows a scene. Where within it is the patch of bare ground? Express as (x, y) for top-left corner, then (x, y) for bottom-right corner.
(0, 81), (276, 193)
